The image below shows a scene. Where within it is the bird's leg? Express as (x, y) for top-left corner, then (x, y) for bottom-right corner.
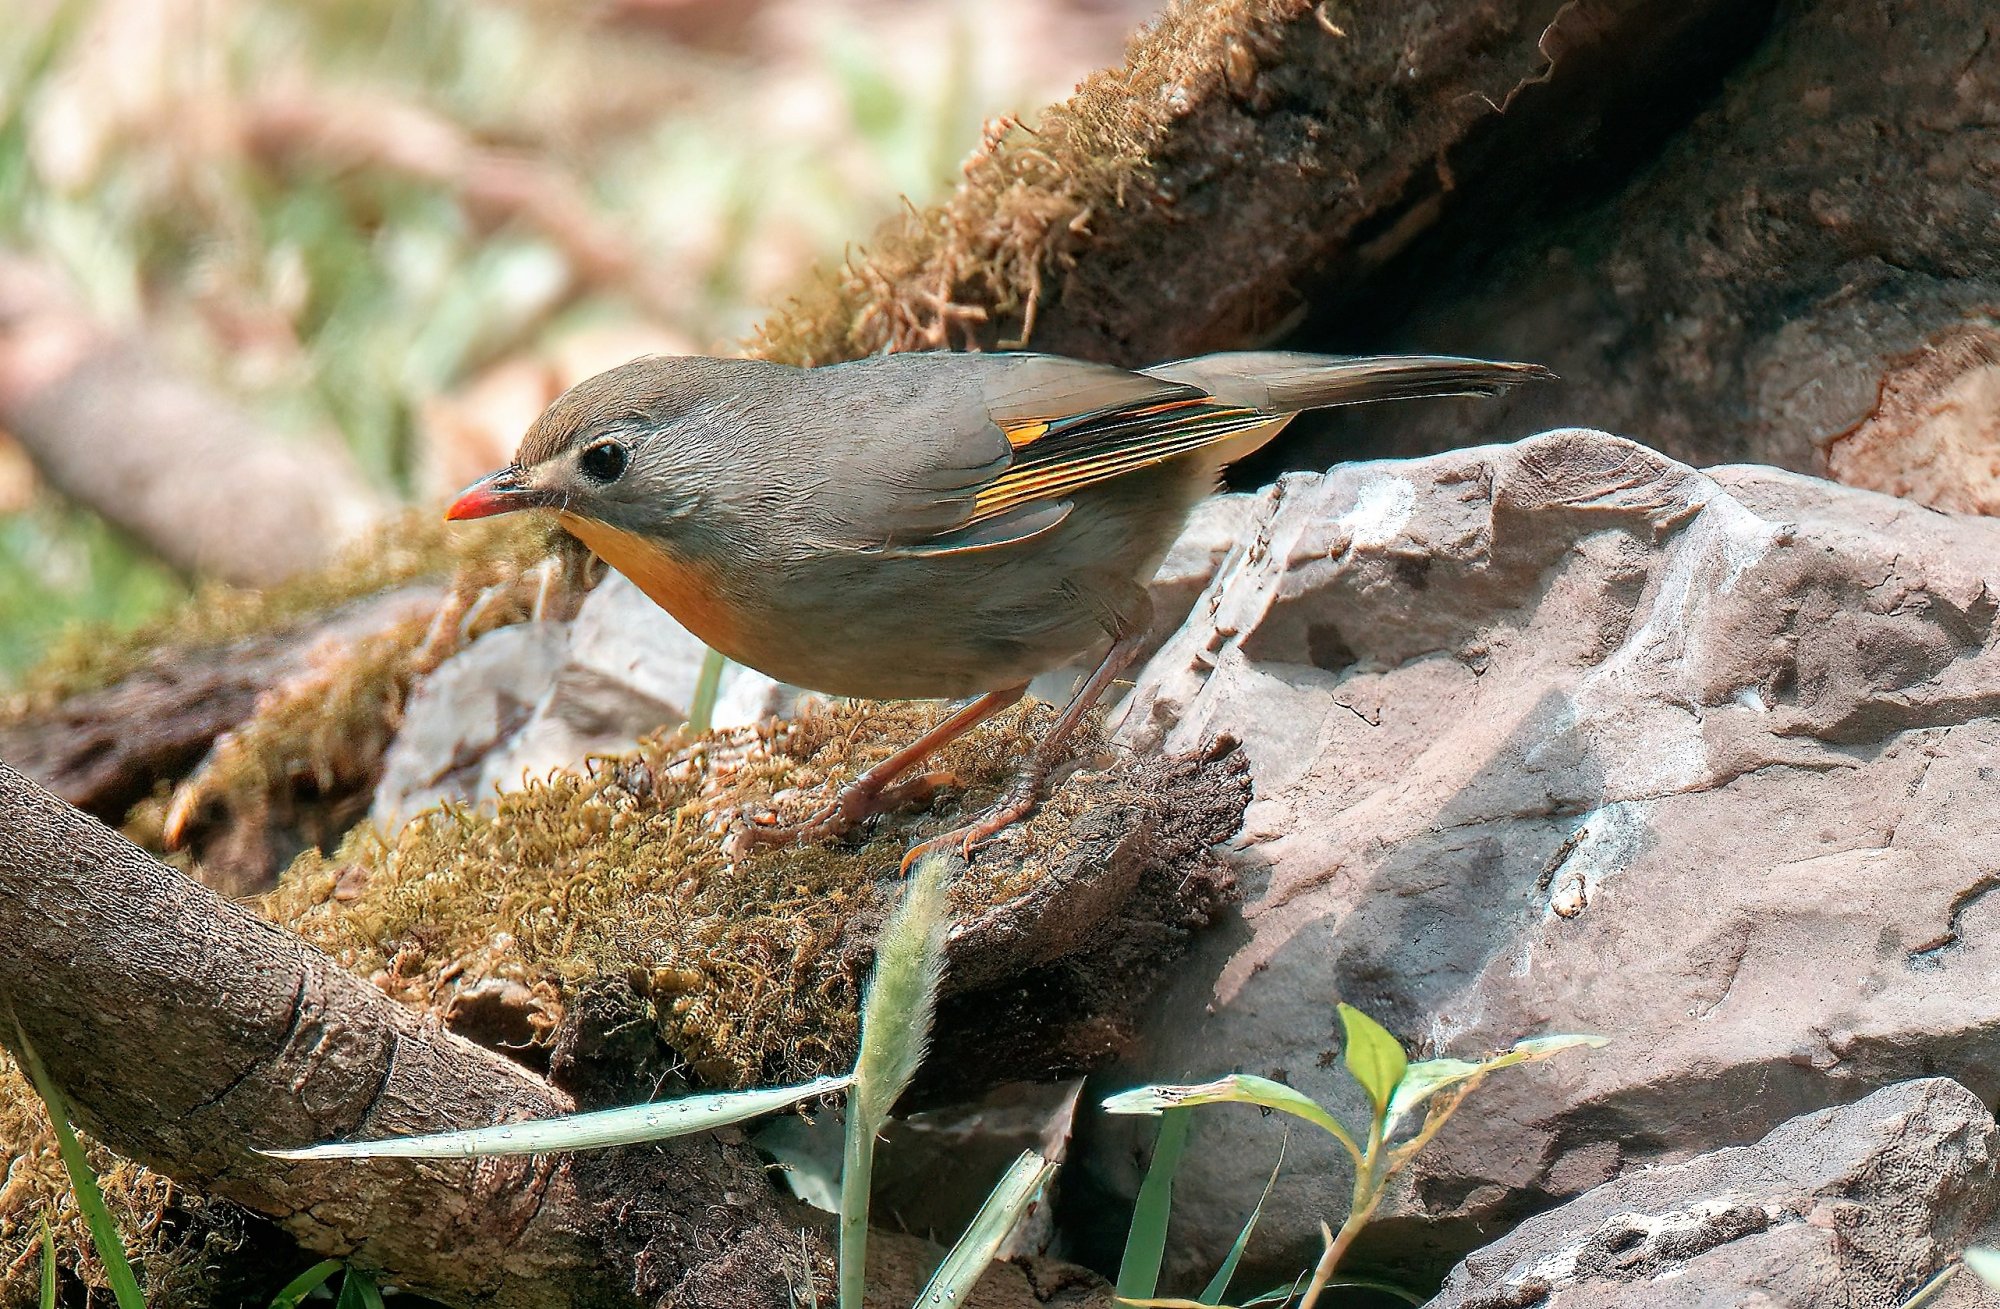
(899, 631), (1148, 874)
(734, 684), (1028, 850)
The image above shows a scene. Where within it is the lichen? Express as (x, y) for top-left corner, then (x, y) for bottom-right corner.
(260, 697), (1115, 1088)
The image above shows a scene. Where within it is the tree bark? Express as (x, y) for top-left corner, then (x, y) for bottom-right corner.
(0, 759), (810, 1309)
(1292, 0), (2000, 507)
(0, 587), (442, 826)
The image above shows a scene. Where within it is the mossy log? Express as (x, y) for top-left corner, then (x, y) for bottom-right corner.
(0, 727), (1247, 1303)
(0, 587), (440, 830)
(0, 758), (807, 1309)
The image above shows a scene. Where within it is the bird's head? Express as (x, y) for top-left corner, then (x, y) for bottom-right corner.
(445, 356), (732, 538)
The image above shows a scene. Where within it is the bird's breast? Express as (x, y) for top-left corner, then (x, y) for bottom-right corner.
(558, 514), (746, 656)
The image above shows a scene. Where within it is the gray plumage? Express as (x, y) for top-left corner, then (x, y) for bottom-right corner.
(494, 349), (1551, 700)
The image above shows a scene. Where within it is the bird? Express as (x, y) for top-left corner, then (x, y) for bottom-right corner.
(445, 349), (1552, 863)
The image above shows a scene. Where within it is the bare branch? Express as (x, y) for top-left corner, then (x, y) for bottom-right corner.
(0, 255), (390, 586)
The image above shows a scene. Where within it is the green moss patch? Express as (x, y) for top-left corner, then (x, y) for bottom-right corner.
(263, 697), (1120, 1087)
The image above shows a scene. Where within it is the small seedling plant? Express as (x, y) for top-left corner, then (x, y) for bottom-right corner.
(1102, 1005), (1605, 1309)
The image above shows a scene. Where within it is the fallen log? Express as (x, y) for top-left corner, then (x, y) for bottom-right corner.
(0, 758), (811, 1309)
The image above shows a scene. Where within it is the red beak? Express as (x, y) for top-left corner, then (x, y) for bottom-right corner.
(445, 467), (543, 521)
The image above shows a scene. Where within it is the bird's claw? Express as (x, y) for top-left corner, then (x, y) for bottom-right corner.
(896, 791), (1036, 876)
(727, 770), (959, 855)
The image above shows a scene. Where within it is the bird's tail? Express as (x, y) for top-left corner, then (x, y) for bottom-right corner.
(1142, 351), (1555, 415)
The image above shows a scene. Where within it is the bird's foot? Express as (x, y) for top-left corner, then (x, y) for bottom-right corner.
(728, 771), (955, 854)
(897, 770), (1045, 875)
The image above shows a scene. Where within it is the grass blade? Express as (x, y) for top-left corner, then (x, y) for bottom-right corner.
(261, 1074), (852, 1160)
(14, 1027), (147, 1309)
(37, 1220), (55, 1309)
(1115, 1107), (1191, 1301)
(1321, 1278), (1425, 1306)
(1198, 1134), (1287, 1305)
(1104, 1075), (1360, 1166)
(334, 1270), (386, 1309)
(687, 648), (727, 734)
(841, 852), (954, 1309)
(268, 1259), (343, 1309)
(914, 1151), (1057, 1308)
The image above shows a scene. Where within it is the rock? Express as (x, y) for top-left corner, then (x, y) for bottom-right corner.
(371, 576), (802, 828)
(371, 622), (570, 829)
(1080, 429), (2000, 1285)
(1431, 1078), (2000, 1309)
(477, 572), (799, 797)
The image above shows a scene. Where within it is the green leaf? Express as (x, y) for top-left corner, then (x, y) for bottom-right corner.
(1384, 1034), (1607, 1137)
(1965, 1248), (2000, 1291)
(37, 1220), (55, 1309)
(913, 1151), (1057, 1308)
(267, 1260), (343, 1309)
(1381, 1059), (1481, 1137)
(14, 1027), (147, 1309)
(1102, 1075), (1360, 1164)
(1337, 1004), (1407, 1119)
(1116, 1108), (1191, 1301)
(260, 1074), (852, 1159)
(334, 1270), (385, 1309)
(1197, 1135), (1286, 1305)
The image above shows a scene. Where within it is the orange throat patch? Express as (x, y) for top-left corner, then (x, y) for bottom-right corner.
(558, 513), (743, 655)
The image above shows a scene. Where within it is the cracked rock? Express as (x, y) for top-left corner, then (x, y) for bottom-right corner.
(1430, 1078), (2000, 1309)
(371, 621), (570, 830)
(1080, 429), (2000, 1286)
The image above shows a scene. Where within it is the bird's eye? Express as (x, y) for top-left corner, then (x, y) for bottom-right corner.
(579, 440), (628, 484)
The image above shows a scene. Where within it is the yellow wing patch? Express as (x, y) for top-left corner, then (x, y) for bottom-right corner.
(1002, 420), (1049, 448)
(975, 402), (1272, 522)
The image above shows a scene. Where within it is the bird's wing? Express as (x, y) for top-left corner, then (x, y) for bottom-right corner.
(963, 352), (1556, 524)
(860, 354), (1264, 556)
(963, 356), (1268, 524)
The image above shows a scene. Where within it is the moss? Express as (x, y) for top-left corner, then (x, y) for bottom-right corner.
(749, 0), (1312, 365)
(261, 697), (1114, 1088)
(1, 511), (557, 719)
(0, 1056), (178, 1305)
(160, 522), (571, 875)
